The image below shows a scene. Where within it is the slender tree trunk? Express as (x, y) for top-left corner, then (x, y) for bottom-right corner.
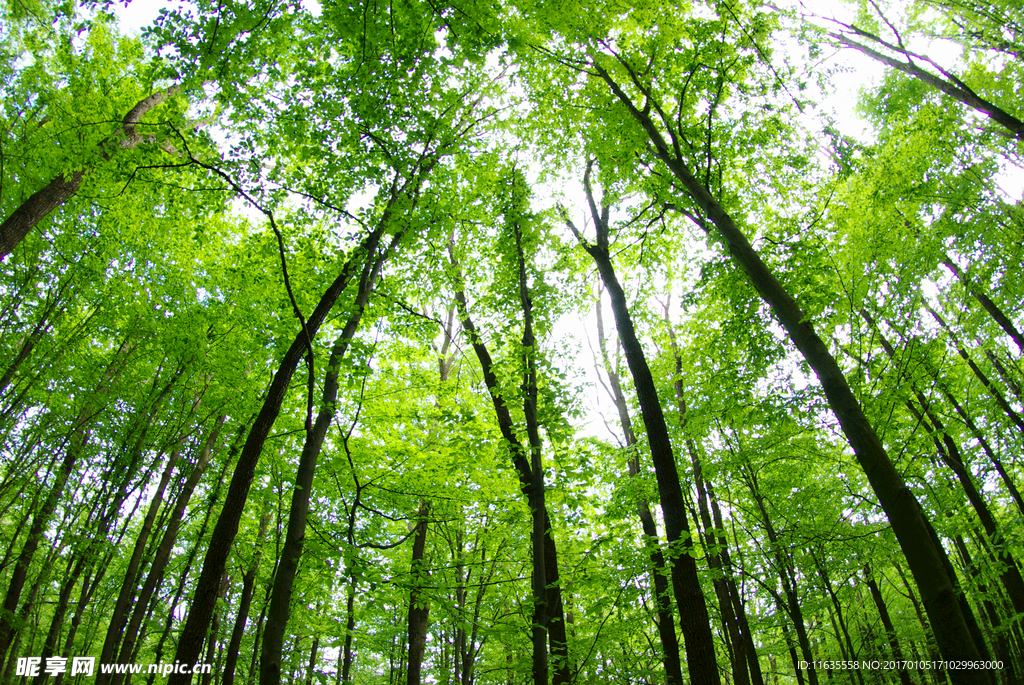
(666, 321), (754, 685)
(827, 29), (1024, 138)
(863, 309), (1024, 521)
(341, 583), (356, 685)
(260, 234), (395, 685)
(304, 636), (319, 685)
(868, 307), (1024, 619)
(0, 275), (70, 399)
(594, 304), (685, 685)
(594, 62), (991, 682)
(898, 387), (1024, 618)
(863, 564), (912, 685)
(942, 258), (1024, 354)
(31, 556), (84, 685)
(451, 241), (572, 685)
(939, 378), (1024, 519)
(112, 417), (226, 685)
(97, 448), (180, 672)
(146, 447), (236, 685)
(779, 622), (805, 685)
(169, 218), (396, 685)
(201, 574), (231, 685)
(952, 536), (1019, 685)
(984, 350), (1023, 401)
(224, 507), (271, 685)
(564, 173), (718, 685)
(924, 301), (1024, 434)
(812, 555), (864, 685)
(0, 411), (94, 668)
(718, 538), (764, 685)
(406, 503), (431, 685)
(741, 465), (817, 685)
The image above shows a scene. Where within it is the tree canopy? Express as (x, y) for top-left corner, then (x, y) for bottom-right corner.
(1, 0), (1023, 684)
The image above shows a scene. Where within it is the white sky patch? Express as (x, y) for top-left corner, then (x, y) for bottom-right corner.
(116, 0), (162, 35)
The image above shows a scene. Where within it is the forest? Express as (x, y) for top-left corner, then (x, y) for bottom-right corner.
(0, 0), (1022, 683)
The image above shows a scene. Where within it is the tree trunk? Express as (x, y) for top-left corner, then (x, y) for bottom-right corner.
(260, 234), (395, 685)
(952, 536), (1020, 685)
(451, 242), (572, 685)
(742, 464), (817, 685)
(341, 583), (356, 685)
(224, 507), (271, 685)
(594, 61), (992, 683)
(924, 301), (1024, 434)
(863, 564), (913, 685)
(812, 554), (864, 685)
(565, 175), (719, 685)
(867, 308), (1024, 619)
(304, 636), (319, 685)
(113, 417), (226, 685)
(0, 408), (95, 668)
(169, 218), (396, 685)
(942, 258), (1024, 354)
(667, 322), (754, 685)
(0, 86), (181, 260)
(406, 503), (431, 685)
(97, 447), (180, 674)
(594, 303), (685, 685)
(828, 29), (1024, 138)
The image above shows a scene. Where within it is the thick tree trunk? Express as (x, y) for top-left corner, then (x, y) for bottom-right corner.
(566, 180), (719, 685)
(259, 235), (395, 685)
(0, 86), (181, 260)
(594, 304), (685, 685)
(594, 62), (992, 683)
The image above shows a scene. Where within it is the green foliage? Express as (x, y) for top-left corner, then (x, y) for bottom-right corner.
(2, 0), (1023, 683)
